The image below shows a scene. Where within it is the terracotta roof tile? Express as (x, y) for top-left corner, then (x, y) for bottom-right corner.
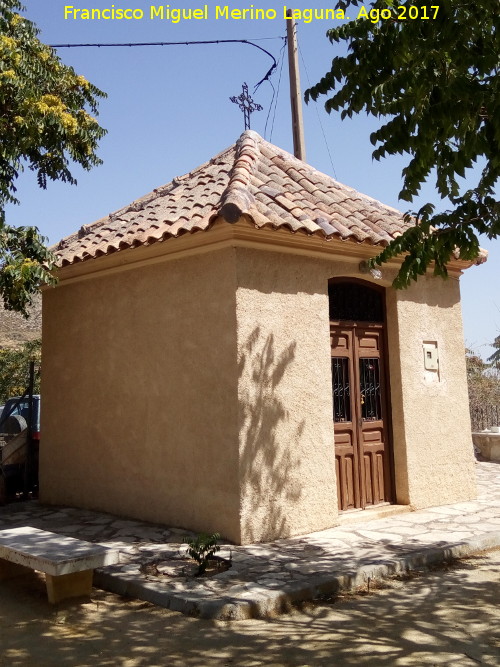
(56, 130), (415, 267)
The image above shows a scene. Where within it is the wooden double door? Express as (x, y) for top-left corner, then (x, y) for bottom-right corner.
(331, 322), (393, 511)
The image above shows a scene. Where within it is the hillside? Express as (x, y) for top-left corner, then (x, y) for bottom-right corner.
(0, 295), (42, 349)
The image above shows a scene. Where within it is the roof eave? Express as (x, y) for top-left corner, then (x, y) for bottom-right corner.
(48, 216), (434, 288)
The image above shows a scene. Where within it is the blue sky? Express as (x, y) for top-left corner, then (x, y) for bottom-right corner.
(6, 0), (499, 358)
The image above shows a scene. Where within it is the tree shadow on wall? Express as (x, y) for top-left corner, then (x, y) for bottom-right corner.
(238, 327), (305, 544)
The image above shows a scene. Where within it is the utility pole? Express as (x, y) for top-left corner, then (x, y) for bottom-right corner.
(286, 9), (306, 161)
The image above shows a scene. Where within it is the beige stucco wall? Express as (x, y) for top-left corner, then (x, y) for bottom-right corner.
(41, 248), (242, 541)
(385, 275), (477, 507)
(233, 248), (476, 541)
(234, 248), (338, 543)
(41, 239), (476, 545)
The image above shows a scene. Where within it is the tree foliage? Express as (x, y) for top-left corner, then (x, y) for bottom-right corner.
(0, 338), (41, 404)
(0, 0), (106, 313)
(306, 0), (500, 288)
(488, 335), (500, 368)
(466, 344), (500, 430)
(0, 222), (56, 315)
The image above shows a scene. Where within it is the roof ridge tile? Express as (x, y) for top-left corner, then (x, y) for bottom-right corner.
(219, 130), (261, 223)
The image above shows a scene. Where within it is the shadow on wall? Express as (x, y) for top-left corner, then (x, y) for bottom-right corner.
(238, 327), (304, 544)
(394, 274), (460, 309)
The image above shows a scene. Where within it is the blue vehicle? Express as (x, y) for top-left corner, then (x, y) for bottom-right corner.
(0, 395), (41, 438)
(0, 395), (40, 503)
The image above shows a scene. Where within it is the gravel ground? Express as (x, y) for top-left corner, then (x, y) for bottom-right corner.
(0, 549), (498, 666)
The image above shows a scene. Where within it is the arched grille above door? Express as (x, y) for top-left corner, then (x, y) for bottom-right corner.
(328, 281), (383, 323)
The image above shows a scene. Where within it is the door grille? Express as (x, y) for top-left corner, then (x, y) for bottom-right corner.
(332, 357), (351, 422)
(359, 357), (381, 421)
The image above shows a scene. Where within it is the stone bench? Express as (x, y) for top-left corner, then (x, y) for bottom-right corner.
(0, 526), (120, 603)
(472, 432), (500, 462)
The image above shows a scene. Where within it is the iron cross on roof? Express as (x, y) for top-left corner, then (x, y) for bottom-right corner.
(230, 83), (263, 130)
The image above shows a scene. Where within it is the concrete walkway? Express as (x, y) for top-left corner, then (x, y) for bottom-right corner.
(0, 462), (499, 620)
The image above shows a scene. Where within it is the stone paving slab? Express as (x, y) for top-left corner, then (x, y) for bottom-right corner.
(0, 462), (498, 620)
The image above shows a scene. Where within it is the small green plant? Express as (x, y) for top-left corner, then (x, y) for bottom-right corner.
(183, 532), (221, 576)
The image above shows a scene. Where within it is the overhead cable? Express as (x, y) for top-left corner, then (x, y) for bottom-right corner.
(50, 38), (284, 89)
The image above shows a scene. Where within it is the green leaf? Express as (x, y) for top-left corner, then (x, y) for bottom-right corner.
(305, 0), (500, 287)
(0, 0), (106, 311)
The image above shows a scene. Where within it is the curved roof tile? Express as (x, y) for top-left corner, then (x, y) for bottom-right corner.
(56, 130), (414, 267)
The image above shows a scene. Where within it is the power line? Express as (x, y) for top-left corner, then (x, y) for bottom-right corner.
(298, 43), (337, 179)
(265, 38), (287, 142)
(50, 38), (285, 89)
